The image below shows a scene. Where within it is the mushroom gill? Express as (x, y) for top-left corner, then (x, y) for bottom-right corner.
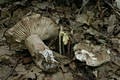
(5, 14), (58, 71)
(5, 14), (58, 42)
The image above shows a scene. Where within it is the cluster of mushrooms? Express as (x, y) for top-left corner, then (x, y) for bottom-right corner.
(5, 13), (111, 72)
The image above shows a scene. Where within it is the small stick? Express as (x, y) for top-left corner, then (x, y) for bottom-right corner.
(68, 40), (71, 57)
(3, 59), (19, 80)
(48, 37), (57, 48)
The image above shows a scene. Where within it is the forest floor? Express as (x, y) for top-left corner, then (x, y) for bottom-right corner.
(0, 0), (120, 80)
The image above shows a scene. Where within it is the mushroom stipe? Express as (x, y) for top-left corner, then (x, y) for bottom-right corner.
(5, 13), (59, 72)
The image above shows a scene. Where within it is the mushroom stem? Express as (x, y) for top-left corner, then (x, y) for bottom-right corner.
(25, 34), (57, 69)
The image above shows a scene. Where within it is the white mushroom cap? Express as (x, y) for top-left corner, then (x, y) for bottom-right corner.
(73, 42), (111, 66)
(5, 14), (58, 50)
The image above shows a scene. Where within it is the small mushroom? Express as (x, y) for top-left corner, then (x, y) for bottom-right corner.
(5, 14), (59, 71)
(73, 42), (110, 66)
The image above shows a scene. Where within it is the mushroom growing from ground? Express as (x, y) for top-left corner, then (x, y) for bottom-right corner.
(5, 14), (59, 71)
(73, 42), (110, 66)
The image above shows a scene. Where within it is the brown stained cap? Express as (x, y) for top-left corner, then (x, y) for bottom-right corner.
(73, 42), (111, 66)
(5, 14), (58, 50)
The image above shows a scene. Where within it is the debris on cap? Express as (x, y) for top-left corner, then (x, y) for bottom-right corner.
(73, 42), (111, 66)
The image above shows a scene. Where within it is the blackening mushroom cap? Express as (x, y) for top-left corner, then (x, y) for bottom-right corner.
(5, 14), (58, 50)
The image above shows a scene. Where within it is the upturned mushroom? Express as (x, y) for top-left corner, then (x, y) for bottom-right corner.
(5, 14), (59, 71)
(73, 42), (110, 66)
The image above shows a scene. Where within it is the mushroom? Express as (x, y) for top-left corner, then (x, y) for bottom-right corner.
(5, 14), (59, 71)
(73, 42), (110, 66)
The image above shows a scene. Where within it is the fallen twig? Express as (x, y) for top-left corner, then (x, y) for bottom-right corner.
(3, 59), (19, 80)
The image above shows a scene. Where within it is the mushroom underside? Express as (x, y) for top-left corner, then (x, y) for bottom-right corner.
(5, 14), (60, 72)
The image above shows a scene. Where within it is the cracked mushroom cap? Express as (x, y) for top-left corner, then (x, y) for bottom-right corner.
(5, 14), (58, 50)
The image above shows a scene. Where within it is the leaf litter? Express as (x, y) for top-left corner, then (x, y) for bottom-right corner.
(0, 0), (120, 80)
